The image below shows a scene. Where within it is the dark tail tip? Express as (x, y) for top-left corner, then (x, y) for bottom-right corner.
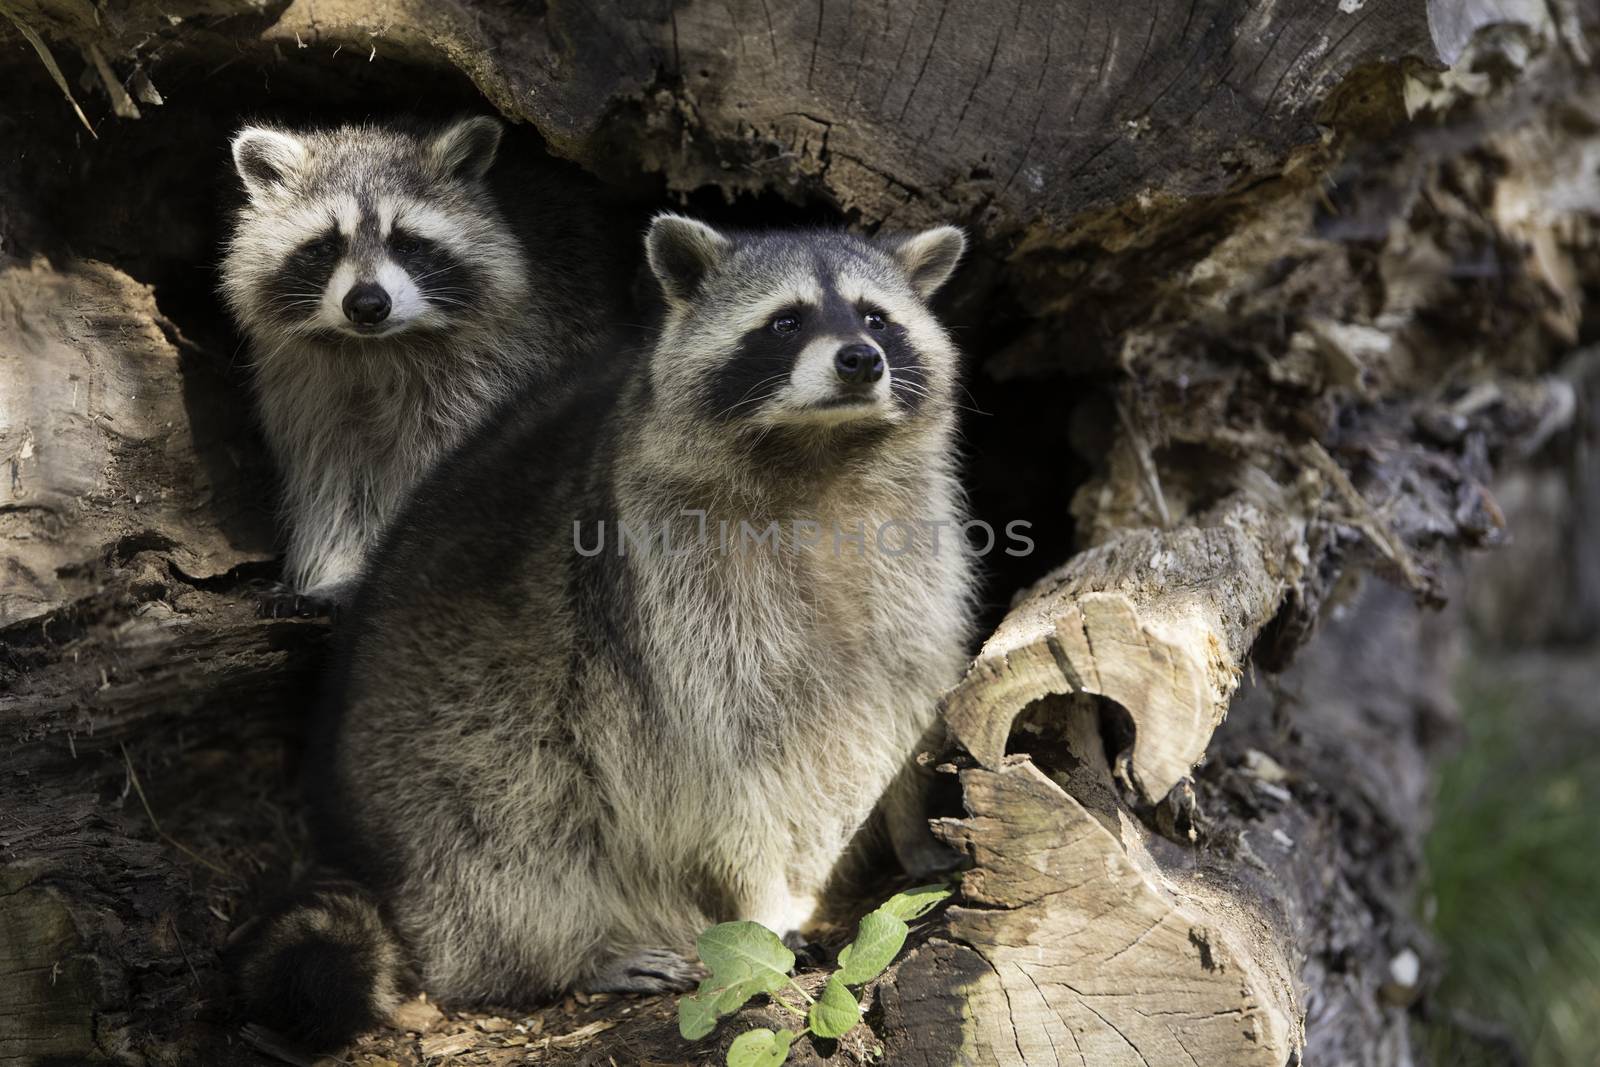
(232, 878), (407, 1051)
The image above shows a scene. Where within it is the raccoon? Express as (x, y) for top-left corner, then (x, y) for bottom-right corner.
(235, 215), (975, 1048)
(220, 117), (600, 604)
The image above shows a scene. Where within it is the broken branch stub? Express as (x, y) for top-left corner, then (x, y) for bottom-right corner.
(943, 498), (1304, 801)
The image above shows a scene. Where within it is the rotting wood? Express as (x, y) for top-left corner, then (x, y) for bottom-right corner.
(0, 0), (1561, 236)
(875, 578), (1461, 1066)
(944, 497), (1306, 803)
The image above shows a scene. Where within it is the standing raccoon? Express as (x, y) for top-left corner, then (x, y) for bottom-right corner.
(221, 117), (603, 604)
(236, 216), (975, 1048)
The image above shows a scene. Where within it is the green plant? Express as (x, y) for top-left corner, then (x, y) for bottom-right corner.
(1424, 658), (1600, 1067)
(678, 883), (952, 1063)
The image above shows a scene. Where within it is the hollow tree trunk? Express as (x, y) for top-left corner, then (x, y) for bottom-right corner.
(2, 2), (1596, 1065)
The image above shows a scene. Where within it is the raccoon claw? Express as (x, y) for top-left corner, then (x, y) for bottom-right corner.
(781, 931), (828, 969)
(256, 587), (340, 620)
(586, 948), (702, 995)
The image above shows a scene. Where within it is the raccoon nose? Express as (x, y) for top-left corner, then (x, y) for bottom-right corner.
(835, 343), (885, 385)
(343, 283), (391, 326)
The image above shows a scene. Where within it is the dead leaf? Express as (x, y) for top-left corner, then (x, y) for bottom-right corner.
(419, 1032), (477, 1059)
(391, 996), (446, 1033)
(546, 1020), (616, 1049)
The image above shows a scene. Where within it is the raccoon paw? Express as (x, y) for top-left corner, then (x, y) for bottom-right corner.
(255, 585), (341, 620)
(585, 949), (702, 995)
(781, 931), (829, 969)
(892, 832), (965, 881)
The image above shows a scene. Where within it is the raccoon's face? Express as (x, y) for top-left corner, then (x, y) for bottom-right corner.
(644, 217), (966, 434)
(222, 118), (528, 346)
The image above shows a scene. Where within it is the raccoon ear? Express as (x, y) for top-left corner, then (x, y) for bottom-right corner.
(646, 214), (732, 307)
(889, 225), (967, 299)
(427, 117), (504, 183)
(232, 127), (309, 198)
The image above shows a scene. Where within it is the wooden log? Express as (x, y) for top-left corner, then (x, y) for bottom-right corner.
(875, 578), (1457, 1066)
(0, 255), (327, 1067)
(944, 499), (1305, 803)
(2, 0), (1552, 235)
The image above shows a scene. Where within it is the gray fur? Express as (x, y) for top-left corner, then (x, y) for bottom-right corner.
(220, 118), (584, 600)
(233, 879), (407, 1045)
(277, 217), (975, 1029)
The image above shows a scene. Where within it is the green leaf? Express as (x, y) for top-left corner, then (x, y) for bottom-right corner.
(679, 986), (721, 1041)
(681, 922), (797, 1041)
(836, 910), (909, 985)
(711, 976), (769, 1014)
(879, 883), (953, 922)
(679, 973), (767, 1040)
(726, 1027), (795, 1067)
(806, 974), (861, 1038)
(696, 921), (796, 994)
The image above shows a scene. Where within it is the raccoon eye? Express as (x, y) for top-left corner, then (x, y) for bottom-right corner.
(864, 311), (888, 331)
(392, 235), (422, 256)
(770, 314), (801, 336)
(307, 237), (341, 260)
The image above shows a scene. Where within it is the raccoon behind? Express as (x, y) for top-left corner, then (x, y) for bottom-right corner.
(219, 116), (629, 604)
(235, 216), (976, 1048)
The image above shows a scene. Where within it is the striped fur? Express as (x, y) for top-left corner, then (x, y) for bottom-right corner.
(220, 117), (595, 601)
(239, 217), (975, 1048)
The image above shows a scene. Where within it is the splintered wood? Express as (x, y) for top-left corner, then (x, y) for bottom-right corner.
(944, 504), (1304, 802)
(888, 759), (1296, 1066)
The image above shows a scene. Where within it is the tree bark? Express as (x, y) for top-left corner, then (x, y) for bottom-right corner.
(2, 2), (1596, 1065)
